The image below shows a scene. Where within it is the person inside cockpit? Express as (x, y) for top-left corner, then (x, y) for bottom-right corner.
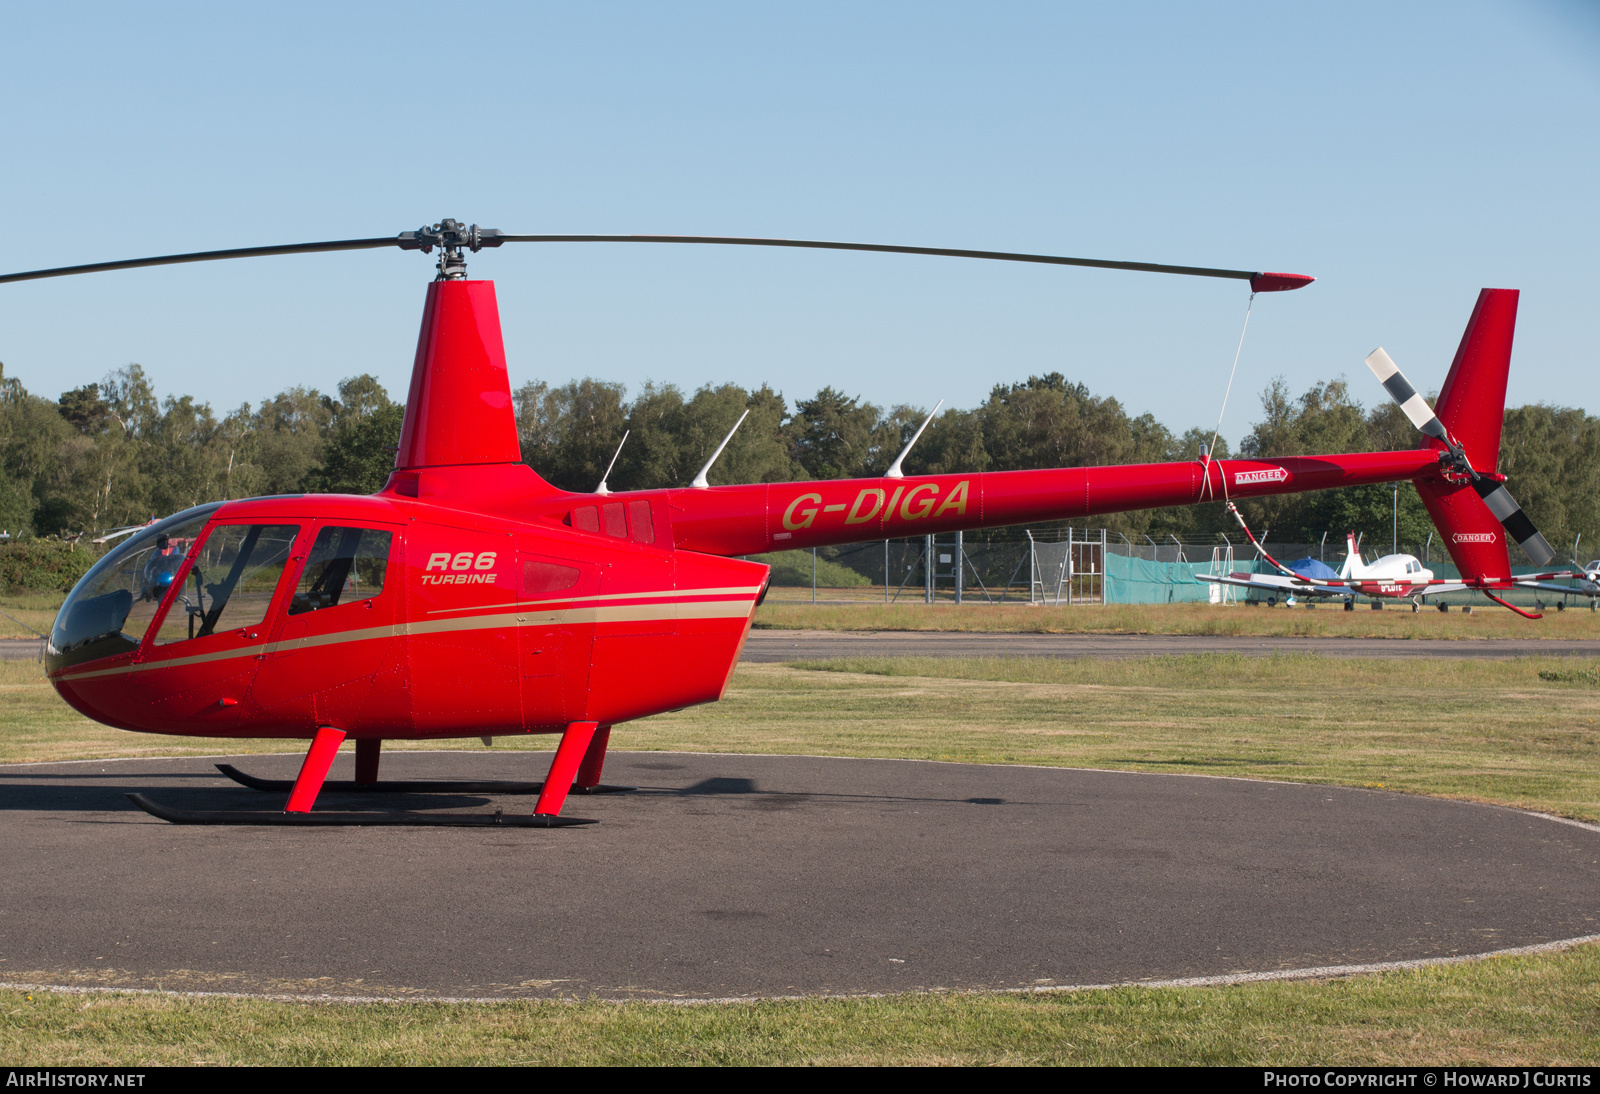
(138, 535), (186, 602)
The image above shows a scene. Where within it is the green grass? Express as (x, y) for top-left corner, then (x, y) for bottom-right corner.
(12, 654), (1600, 820)
(1540, 668), (1600, 685)
(5, 944), (1599, 1065)
(629, 654), (1600, 822)
(755, 599), (1600, 639)
(7, 652), (1600, 1064)
(749, 550), (871, 587)
(10, 653), (1600, 819)
(0, 592), (59, 639)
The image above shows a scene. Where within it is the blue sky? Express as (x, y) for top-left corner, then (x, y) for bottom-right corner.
(1, 2), (1595, 449)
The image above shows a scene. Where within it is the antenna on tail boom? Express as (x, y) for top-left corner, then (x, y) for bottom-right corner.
(691, 411), (749, 489)
(885, 400), (944, 480)
(595, 431), (629, 495)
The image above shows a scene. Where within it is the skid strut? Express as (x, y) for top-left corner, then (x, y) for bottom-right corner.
(571, 726), (636, 795)
(533, 721), (599, 819)
(356, 738), (381, 785)
(287, 726), (345, 813)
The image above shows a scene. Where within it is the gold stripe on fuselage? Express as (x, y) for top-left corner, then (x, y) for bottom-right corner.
(52, 593), (758, 681)
(423, 584), (764, 616)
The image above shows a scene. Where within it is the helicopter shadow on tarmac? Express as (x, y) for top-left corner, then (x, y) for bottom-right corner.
(0, 772), (494, 817)
(0, 758), (1017, 819)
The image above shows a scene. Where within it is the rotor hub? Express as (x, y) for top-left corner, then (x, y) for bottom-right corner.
(398, 219), (505, 280)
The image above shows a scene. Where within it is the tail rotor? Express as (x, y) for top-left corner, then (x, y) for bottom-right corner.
(1364, 346), (1555, 567)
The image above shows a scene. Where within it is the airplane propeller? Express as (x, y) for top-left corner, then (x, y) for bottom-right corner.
(1364, 348), (1556, 566)
(0, 219), (1315, 292)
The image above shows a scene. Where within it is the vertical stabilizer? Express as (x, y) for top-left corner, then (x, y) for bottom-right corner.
(395, 280), (522, 469)
(1339, 532), (1361, 580)
(1433, 288), (1518, 475)
(1412, 288), (1521, 584)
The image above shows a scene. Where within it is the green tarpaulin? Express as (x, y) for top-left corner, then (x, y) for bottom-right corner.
(1102, 552), (1556, 605)
(1102, 554), (1225, 604)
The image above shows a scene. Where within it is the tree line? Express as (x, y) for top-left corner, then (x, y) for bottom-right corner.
(1, 361), (1593, 562)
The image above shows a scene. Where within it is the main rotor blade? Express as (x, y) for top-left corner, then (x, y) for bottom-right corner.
(0, 237), (401, 285)
(0, 226), (1313, 293)
(492, 234), (1315, 292)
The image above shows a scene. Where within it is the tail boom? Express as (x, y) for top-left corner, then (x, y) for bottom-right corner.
(657, 449), (1440, 556)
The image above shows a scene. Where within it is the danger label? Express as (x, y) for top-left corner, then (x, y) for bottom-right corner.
(1452, 533), (1496, 543)
(1234, 468), (1288, 485)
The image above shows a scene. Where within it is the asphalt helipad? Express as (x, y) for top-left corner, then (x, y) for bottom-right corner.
(3, 751), (1597, 1000)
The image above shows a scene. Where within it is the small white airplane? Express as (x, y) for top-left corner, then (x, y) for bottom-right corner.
(1211, 532), (1470, 609)
(1517, 558), (1600, 611)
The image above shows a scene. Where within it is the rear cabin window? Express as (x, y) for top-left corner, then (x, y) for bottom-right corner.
(154, 524), (299, 644)
(289, 527), (392, 615)
(569, 501), (655, 544)
(627, 500), (654, 544)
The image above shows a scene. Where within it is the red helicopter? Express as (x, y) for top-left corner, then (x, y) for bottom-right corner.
(6, 221), (1565, 826)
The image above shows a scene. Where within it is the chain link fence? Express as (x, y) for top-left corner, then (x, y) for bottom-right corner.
(755, 528), (1568, 609)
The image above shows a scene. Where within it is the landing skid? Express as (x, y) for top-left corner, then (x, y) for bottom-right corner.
(127, 793), (595, 827)
(216, 763), (544, 795)
(215, 764), (636, 796)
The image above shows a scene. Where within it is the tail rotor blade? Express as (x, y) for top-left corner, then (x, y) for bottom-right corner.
(1365, 348), (1448, 441)
(1473, 480), (1557, 566)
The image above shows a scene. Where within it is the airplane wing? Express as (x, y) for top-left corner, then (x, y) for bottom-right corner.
(1207, 572), (1350, 597)
(1515, 579), (1597, 596)
(91, 525), (147, 544)
(1209, 571), (1479, 600)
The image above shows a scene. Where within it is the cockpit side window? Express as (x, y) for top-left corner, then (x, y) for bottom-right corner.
(153, 524), (300, 644)
(289, 527), (392, 615)
(47, 507), (218, 669)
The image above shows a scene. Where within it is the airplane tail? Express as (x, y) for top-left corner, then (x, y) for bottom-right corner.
(1339, 532), (1360, 580)
(1411, 289), (1519, 585)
